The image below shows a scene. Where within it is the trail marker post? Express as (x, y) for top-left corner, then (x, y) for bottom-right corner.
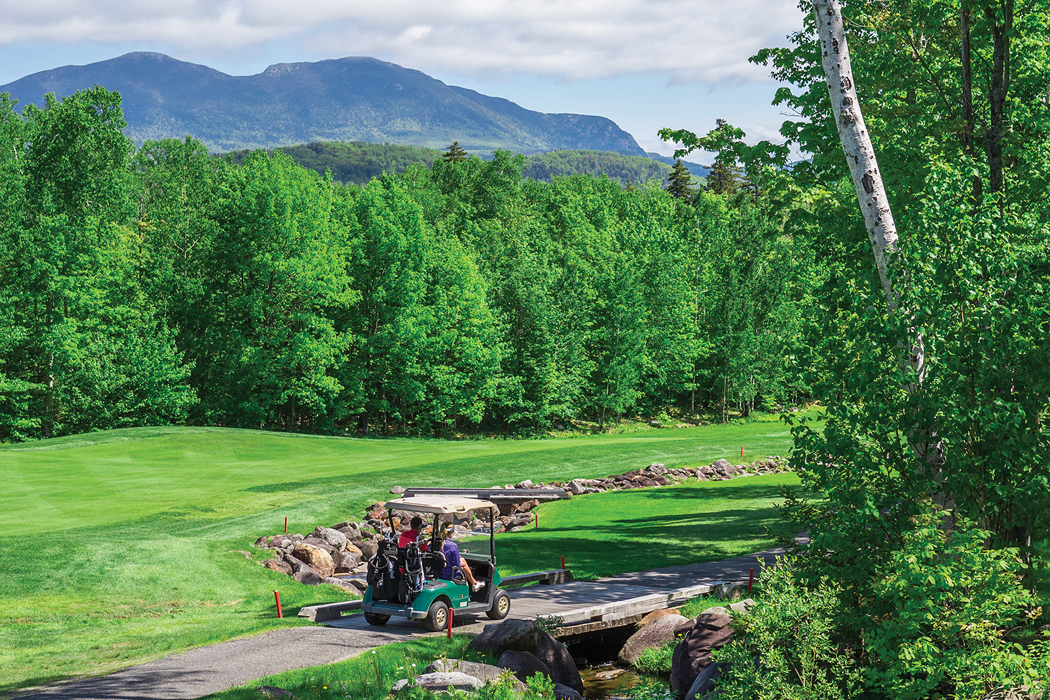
(284, 517), (288, 534)
(561, 555), (566, 570)
(447, 608), (453, 638)
(535, 513), (539, 528)
(274, 590), (284, 618)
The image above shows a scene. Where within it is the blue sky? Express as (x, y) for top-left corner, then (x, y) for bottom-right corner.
(0, 0), (805, 158)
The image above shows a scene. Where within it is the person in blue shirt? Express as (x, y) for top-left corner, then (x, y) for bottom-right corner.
(437, 523), (484, 592)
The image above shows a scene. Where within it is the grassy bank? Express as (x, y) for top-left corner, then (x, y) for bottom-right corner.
(1, 419), (810, 694)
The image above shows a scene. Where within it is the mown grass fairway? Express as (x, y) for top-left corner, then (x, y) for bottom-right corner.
(0, 418), (809, 695)
(485, 473), (799, 579)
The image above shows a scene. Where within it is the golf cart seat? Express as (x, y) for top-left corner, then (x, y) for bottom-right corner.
(420, 550), (447, 580)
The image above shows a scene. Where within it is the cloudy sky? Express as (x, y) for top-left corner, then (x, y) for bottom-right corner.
(0, 0), (806, 157)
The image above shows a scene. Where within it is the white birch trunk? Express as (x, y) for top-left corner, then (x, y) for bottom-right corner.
(812, 0), (944, 480)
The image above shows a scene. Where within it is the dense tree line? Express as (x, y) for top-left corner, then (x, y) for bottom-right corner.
(0, 89), (816, 442)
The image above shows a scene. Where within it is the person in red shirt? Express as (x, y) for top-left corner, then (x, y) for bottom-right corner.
(398, 516), (429, 550)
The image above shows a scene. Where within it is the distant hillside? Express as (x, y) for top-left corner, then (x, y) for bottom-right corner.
(0, 52), (646, 156)
(224, 142), (708, 188)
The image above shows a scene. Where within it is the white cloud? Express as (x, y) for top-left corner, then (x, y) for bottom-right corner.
(0, 0), (803, 84)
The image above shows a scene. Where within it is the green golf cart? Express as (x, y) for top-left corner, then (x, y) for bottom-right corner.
(361, 496), (510, 631)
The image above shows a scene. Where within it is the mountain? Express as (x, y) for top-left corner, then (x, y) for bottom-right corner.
(0, 52), (647, 156)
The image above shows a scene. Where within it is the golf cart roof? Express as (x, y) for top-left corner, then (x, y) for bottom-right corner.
(384, 496), (498, 514)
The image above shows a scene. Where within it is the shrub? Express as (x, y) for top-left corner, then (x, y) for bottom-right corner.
(864, 510), (1050, 699)
(633, 639), (678, 675)
(712, 560), (864, 700)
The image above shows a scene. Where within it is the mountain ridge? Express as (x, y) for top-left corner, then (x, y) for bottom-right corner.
(0, 52), (648, 156)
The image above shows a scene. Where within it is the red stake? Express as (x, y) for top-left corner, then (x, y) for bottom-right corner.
(561, 555), (566, 570)
(535, 513), (539, 528)
(284, 516), (288, 534)
(747, 568), (754, 595)
(741, 446), (744, 459)
(274, 590), (284, 619)
(447, 608), (454, 639)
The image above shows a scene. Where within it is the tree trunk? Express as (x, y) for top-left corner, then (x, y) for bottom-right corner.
(960, 1), (984, 206)
(811, 0), (945, 485)
(985, 0), (1013, 201)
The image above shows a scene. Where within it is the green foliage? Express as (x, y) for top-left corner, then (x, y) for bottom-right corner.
(713, 561), (864, 700)
(665, 159), (693, 200)
(633, 640), (678, 675)
(864, 510), (1050, 699)
(224, 141), (442, 186)
(443, 141), (468, 163)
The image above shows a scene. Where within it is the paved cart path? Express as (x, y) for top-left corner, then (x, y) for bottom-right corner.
(15, 544), (794, 700)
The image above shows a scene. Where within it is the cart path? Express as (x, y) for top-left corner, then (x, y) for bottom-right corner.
(14, 543), (795, 700)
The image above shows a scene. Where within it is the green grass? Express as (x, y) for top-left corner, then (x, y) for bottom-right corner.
(472, 474), (799, 579)
(0, 419), (810, 695)
(202, 635), (489, 700)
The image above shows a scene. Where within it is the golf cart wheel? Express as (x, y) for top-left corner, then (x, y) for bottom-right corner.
(487, 590), (511, 619)
(364, 612), (390, 626)
(423, 600), (450, 632)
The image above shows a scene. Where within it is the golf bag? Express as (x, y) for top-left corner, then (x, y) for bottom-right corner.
(366, 538), (400, 602)
(402, 540), (425, 602)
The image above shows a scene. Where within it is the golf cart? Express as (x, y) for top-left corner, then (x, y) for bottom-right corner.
(362, 496), (510, 631)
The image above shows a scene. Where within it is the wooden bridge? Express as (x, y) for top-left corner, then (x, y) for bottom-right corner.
(312, 541), (794, 636)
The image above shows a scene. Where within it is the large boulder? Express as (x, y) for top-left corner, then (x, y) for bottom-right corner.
(391, 672), (482, 694)
(425, 659), (525, 691)
(335, 551), (360, 573)
(670, 612), (734, 696)
(683, 662), (729, 700)
(535, 632), (583, 693)
(639, 608), (681, 624)
(322, 576), (359, 593)
(618, 613), (688, 666)
(354, 540), (377, 560)
(292, 542), (335, 579)
(553, 683), (584, 699)
(316, 527), (348, 550)
(498, 650), (552, 684)
(293, 565), (323, 586)
(469, 619), (543, 657)
(262, 558), (293, 576)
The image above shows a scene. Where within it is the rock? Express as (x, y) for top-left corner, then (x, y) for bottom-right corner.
(653, 475), (672, 486)
(262, 558), (293, 576)
(469, 619), (543, 658)
(515, 479), (535, 489)
(391, 672), (483, 694)
(258, 686), (299, 699)
(710, 459), (732, 472)
(322, 576), (360, 592)
(390, 485), (406, 495)
(336, 524), (361, 539)
(355, 540), (378, 559)
(649, 420), (663, 428)
(593, 668), (627, 681)
(553, 682), (584, 699)
(535, 632), (583, 693)
(498, 650), (552, 684)
(683, 661), (729, 700)
(253, 535), (272, 548)
(346, 578), (368, 591)
(317, 528), (348, 551)
(292, 543), (335, 579)
(426, 659), (526, 691)
(293, 565), (323, 586)
(566, 480), (587, 496)
(617, 614), (688, 666)
(670, 613), (734, 696)
(729, 598), (756, 614)
(700, 606), (730, 617)
(335, 551), (360, 573)
(639, 608), (682, 625)
(302, 538), (340, 561)
(715, 583), (743, 600)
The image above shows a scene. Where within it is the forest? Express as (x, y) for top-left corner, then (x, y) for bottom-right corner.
(224, 141), (697, 188)
(0, 89), (815, 442)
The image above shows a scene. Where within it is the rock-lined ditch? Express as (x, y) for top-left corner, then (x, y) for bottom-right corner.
(251, 456), (790, 590)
